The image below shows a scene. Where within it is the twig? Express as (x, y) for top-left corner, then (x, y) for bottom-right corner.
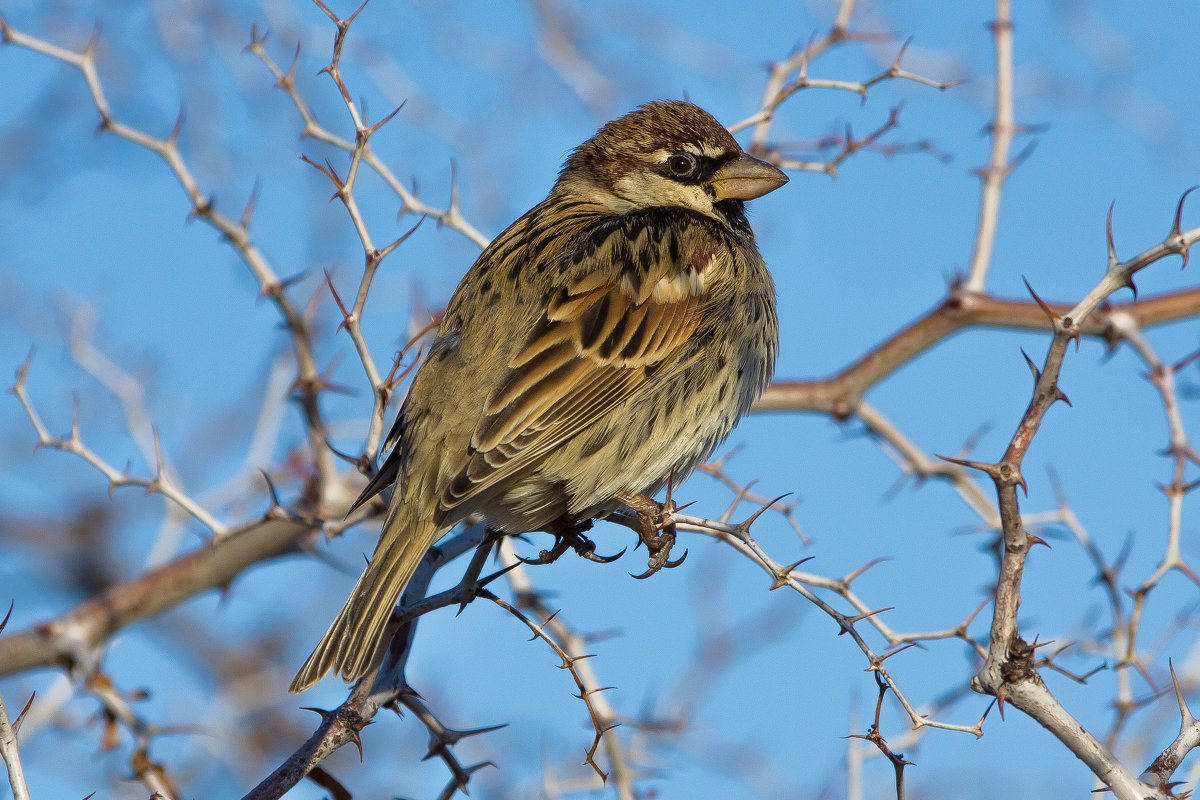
(0, 18), (337, 491)
(11, 353), (227, 537)
(0, 683), (32, 800)
(964, 0), (1017, 292)
(246, 29), (489, 249)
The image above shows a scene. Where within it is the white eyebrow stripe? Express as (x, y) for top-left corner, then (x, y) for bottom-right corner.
(694, 143), (728, 158)
(651, 143), (730, 163)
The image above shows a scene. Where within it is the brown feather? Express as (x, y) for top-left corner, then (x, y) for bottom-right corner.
(290, 100), (783, 692)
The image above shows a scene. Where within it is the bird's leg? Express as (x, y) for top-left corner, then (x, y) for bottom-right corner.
(452, 527), (512, 613)
(617, 492), (689, 579)
(519, 518), (625, 565)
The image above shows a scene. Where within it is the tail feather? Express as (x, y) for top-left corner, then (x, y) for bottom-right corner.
(290, 511), (438, 693)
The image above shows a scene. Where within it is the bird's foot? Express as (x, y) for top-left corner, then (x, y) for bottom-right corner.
(520, 518), (625, 565)
(618, 493), (689, 579)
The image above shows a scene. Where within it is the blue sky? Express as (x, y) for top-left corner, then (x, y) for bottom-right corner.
(2, 1), (1199, 798)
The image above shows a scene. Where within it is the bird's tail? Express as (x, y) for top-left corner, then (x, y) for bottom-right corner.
(290, 508), (438, 693)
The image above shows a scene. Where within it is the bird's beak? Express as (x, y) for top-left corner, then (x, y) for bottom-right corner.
(709, 153), (789, 201)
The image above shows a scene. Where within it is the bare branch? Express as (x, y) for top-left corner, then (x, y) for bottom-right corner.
(964, 2), (1017, 291)
(0, 684), (32, 800)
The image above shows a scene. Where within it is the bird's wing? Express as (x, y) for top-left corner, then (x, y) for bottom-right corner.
(438, 209), (727, 514)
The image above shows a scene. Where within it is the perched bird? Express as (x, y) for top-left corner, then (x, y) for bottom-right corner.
(291, 100), (786, 692)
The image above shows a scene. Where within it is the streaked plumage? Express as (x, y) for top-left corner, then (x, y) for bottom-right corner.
(291, 100), (786, 692)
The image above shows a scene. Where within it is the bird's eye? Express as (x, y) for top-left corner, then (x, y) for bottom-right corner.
(667, 153), (696, 177)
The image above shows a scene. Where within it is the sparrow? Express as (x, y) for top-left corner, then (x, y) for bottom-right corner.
(291, 100), (786, 692)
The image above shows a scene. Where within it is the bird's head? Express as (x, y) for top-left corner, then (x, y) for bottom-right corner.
(558, 100), (788, 221)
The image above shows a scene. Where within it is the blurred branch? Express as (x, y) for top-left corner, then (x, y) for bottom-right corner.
(84, 670), (184, 800)
(1048, 471), (1137, 748)
(856, 400), (997, 524)
(1092, 311), (1200, 767)
(528, 0), (614, 111)
(0, 515), (308, 677)
(11, 353), (228, 537)
(0, 16), (338, 493)
(773, 104), (904, 176)
(964, 1), (1017, 292)
(65, 305), (171, 485)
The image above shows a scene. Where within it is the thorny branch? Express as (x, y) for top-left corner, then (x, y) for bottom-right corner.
(952, 194), (1200, 798)
(480, 590), (626, 791)
(755, 284), (1200, 418)
(0, 15), (339, 495)
(11, 354), (228, 537)
(0, 606), (32, 800)
(0, 686), (30, 800)
(614, 506), (989, 738)
(1141, 663), (1200, 792)
(737, 1), (1200, 793)
(731, 0), (957, 175)
(242, 522), (496, 800)
(245, 27), (489, 249)
(846, 672), (915, 799)
(498, 541), (639, 798)
(5, 1), (1200, 798)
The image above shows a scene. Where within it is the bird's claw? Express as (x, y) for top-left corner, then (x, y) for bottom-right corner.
(580, 544), (627, 564)
(630, 546), (688, 580)
(665, 548), (688, 569)
(625, 498), (687, 579)
(521, 519), (623, 566)
(518, 538), (569, 566)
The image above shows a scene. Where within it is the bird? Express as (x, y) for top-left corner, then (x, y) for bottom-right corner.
(290, 100), (787, 693)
